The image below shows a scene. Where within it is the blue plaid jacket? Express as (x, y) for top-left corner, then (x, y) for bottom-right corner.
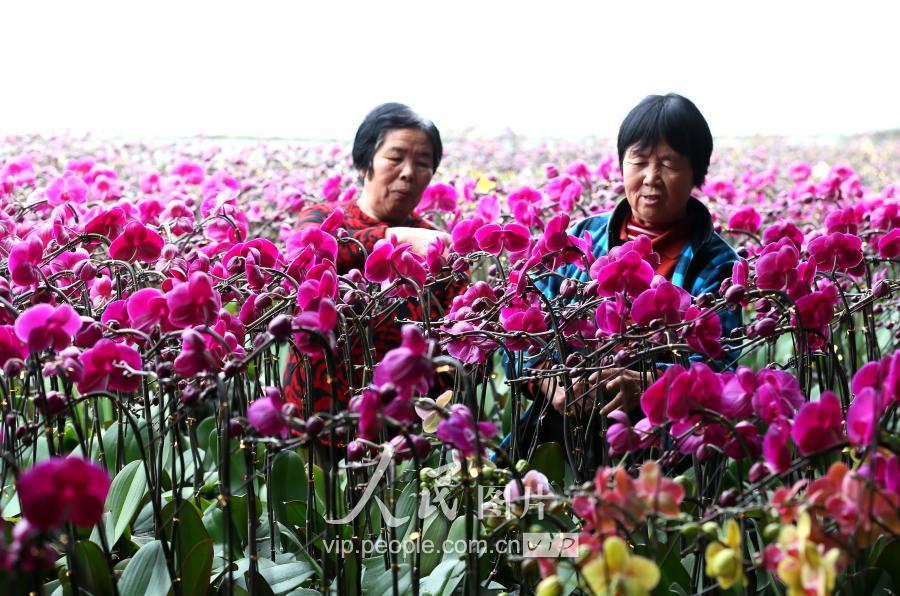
(536, 198), (741, 370)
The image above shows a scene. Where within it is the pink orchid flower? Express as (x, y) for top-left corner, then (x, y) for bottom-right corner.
(15, 303), (82, 353)
(16, 457), (110, 530)
(166, 271), (222, 329)
(727, 207), (762, 233)
(108, 220), (165, 263)
(45, 172), (89, 206)
(791, 391), (844, 455)
(77, 338), (143, 394)
(247, 387), (292, 439)
(7, 236), (45, 286)
(807, 232), (863, 271)
(417, 183), (458, 212)
(473, 222), (531, 255)
(436, 404), (497, 457)
(372, 325), (435, 397)
(631, 278), (692, 326)
(450, 217), (485, 255)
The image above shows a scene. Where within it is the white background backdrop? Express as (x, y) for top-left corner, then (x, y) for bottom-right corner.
(1, 0), (898, 140)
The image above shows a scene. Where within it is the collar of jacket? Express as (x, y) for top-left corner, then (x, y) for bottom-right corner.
(604, 197), (715, 253)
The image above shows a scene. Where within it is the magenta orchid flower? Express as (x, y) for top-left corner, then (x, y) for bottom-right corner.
(682, 306), (723, 359)
(16, 457), (111, 530)
(763, 417), (793, 473)
(293, 298), (338, 356)
(417, 183), (458, 212)
(507, 186), (543, 227)
(15, 303), (82, 353)
(125, 288), (170, 333)
(445, 321), (497, 365)
(108, 220), (165, 263)
(372, 325), (435, 397)
(77, 338), (143, 394)
(171, 160), (205, 184)
(878, 228), (900, 259)
(436, 404), (497, 457)
(450, 217), (485, 255)
(499, 305), (547, 351)
(7, 236), (44, 286)
(0, 325), (28, 367)
(631, 278), (692, 326)
(473, 222), (531, 255)
(846, 388), (882, 446)
(286, 225), (338, 264)
(762, 220), (805, 249)
(791, 391), (844, 455)
(641, 363), (724, 426)
(594, 294), (629, 336)
(727, 207), (762, 233)
(590, 249), (655, 298)
(173, 328), (218, 377)
(45, 172), (89, 206)
(166, 271), (222, 329)
(755, 238), (801, 291)
(807, 232), (864, 271)
(248, 387), (291, 438)
(364, 238), (427, 298)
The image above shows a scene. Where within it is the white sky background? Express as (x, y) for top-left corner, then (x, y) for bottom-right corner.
(1, 0), (898, 141)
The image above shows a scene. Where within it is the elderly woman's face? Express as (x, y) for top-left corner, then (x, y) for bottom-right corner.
(361, 128), (434, 224)
(622, 139), (694, 228)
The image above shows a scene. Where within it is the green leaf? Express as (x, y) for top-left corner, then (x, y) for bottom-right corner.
(405, 511), (450, 576)
(420, 559), (465, 596)
(162, 500), (212, 596)
(258, 560), (316, 594)
(72, 540), (114, 596)
(269, 451), (308, 526)
(531, 442), (565, 489)
(872, 537), (900, 589)
(117, 540), (171, 596)
(105, 460), (148, 546)
(181, 539), (214, 596)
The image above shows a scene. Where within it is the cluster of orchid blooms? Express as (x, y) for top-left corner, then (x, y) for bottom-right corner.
(0, 134), (897, 594)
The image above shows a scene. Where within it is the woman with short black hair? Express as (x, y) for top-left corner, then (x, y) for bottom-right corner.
(509, 93), (739, 460)
(284, 103), (463, 415)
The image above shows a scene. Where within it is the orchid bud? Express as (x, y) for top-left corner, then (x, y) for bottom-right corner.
(161, 243), (178, 260)
(754, 318), (778, 338)
(613, 350), (631, 367)
(228, 418), (244, 438)
(411, 435), (431, 459)
(181, 385), (200, 405)
(724, 284), (746, 303)
(559, 278), (577, 301)
(346, 440), (366, 462)
(695, 292), (714, 308)
(73, 260), (96, 282)
(305, 415), (324, 438)
(748, 462), (769, 483)
(268, 314), (293, 339)
(3, 358), (25, 377)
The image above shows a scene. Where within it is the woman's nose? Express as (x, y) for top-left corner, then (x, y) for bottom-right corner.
(643, 162), (661, 184)
(399, 159), (414, 180)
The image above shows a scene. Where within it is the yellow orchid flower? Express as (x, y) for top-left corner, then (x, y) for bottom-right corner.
(775, 512), (841, 596)
(582, 536), (660, 595)
(705, 519), (747, 590)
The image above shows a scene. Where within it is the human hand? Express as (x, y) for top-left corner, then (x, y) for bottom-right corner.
(547, 368), (646, 416)
(387, 227), (451, 258)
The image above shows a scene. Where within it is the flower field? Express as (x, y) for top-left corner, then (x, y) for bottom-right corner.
(0, 132), (898, 595)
